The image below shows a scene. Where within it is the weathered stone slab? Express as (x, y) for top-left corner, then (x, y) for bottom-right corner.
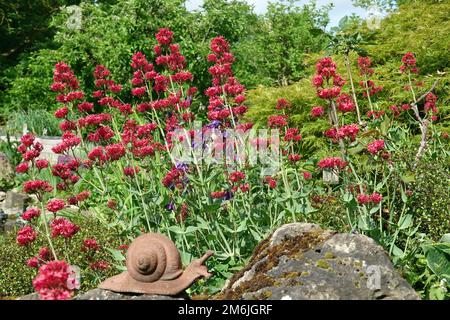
(220, 223), (420, 300)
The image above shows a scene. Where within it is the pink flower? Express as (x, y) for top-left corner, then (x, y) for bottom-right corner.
(16, 162), (29, 173)
(22, 208), (41, 221)
(155, 28), (173, 45)
(123, 166), (140, 177)
(35, 159), (49, 170)
(54, 107), (68, 119)
(311, 106), (324, 118)
(46, 199), (65, 213)
(264, 176), (277, 189)
(288, 154), (302, 163)
(268, 115), (288, 128)
(211, 191), (228, 199)
(229, 171), (245, 183)
(367, 139), (385, 155)
(75, 191), (90, 202)
(303, 172), (312, 180)
(370, 193), (383, 204)
(317, 157), (347, 169)
(83, 239), (100, 251)
(23, 180), (53, 194)
(27, 257), (40, 268)
(32, 260), (73, 300)
(90, 260), (110, 271)
(16, 225), (37, 246)
(50, 218), (79, 238)
(357, 194), (371, 204)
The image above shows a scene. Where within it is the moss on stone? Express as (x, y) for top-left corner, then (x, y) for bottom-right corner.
(316, 259), (331, 269)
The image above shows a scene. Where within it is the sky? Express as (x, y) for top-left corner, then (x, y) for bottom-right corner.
(185, 0), (369, 28)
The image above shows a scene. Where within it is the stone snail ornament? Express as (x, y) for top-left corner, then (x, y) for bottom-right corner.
(99, 233), (214, 295)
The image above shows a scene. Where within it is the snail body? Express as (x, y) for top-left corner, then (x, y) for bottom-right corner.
(99, 233), (213, 295)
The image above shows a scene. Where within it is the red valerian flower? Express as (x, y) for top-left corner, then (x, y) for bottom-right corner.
(123, 166), (140, 177)
(303, 172), (312, 180)
(336, 94), (355, 113)
(17, 225), (37, 246)
(21, 133), (36, 147)
(46, 199), (65, 213)
(288, 154), (302, 163)
(90, 260), (110, 270)
(54, 107), (69, 119)
(357, 56), (374, 76)
(16, 162), (29, 173)
(229, 171), (245, 183)
(76, 191), (91, 202)
(275, 98), (291, 110)
(264, 176), (277, 189)
(370, 193), (383, 204)
(83, 239), (100, 251)
(105, 143), (126, 161)
(284, 128), (302, 142)
(22, 208), (41, 221)
(311, 106), (324, 118)
(23, 180), (53, 194)
(400, 52), (418, 73)
(367, 139), (385, 155)
(210, 191), (228, 199)
(155, 28), (174, 45)
(36, 159), (49, 170)
(27, 257), (40, 268)
(268, 115), (288, 128)
(50, 218), (79, 238)
(39, 247), (52, 261)
(317, 157), (347, 169)
(32, 260), (73, 300)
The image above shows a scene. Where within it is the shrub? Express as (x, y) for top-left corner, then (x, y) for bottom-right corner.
(0, 216), (126, 298)
(410, 159), (450, 241)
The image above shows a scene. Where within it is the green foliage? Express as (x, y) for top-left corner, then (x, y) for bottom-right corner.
(0, 216), (126, 298)
(0, 0), (330, 121)
(410, 159), (450, 241)
(6, 109), (61, 137)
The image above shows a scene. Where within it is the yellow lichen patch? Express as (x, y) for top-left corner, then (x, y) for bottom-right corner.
(316, 259), (331, 269)
(324, 252), (335, 259)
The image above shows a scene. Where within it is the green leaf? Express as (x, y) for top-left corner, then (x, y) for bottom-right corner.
(422, 243), (450, 282)
(398, 214), (413, 230)
(107, 248), (126, 262)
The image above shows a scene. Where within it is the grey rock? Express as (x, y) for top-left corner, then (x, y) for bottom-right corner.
(18, 289), (187, 300)
(0, 191), (6, 202)
(221, 223), (420, 300)
(0, 152), (14, 184)
(74, 288), (187, 300)
(2, 191), (30, 217)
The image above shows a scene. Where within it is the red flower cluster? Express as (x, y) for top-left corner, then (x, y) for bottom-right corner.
(357, 56), (374, 76)
(83, 239), (100, 251)
(313, 57), (345, 100)
(123, 166), (140, 177)
(359, 80), (383, 97)
(50, 218), (79, 238)
(264, 176), (277, 189)
(424, 93), (438, 116)
(23, 180), (53, 194)
(22, 208), (41, 221)
(206, 37), (247, 125)
(16, 134), (44, 168)
(324, 124), (359, 143)
(16, 225), (37, 246)
(367, 139), (385, 155)
(357, 192), (383, 205)
(284, 128), (302, 142)
(275, 98), (291, 110)
(311, 106), (324, 118)
(317, 157), (347, 169)
(268, 115), (288, 128)
(32, 260), (74, 300)
(229, 171), (245, 183)
(400, 52), (418, 74)
(46, 199), (66, 213)
(336, 94), (355, 113)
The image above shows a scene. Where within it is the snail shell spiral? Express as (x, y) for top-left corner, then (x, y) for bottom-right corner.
(126, 233), (182, 283)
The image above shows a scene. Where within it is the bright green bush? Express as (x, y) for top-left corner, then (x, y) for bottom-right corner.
(0, 216), (126, 298)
